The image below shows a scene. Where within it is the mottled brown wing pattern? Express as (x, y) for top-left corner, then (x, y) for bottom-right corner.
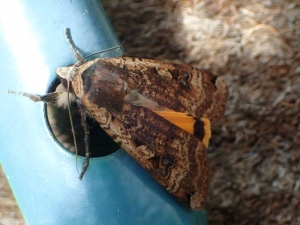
(63, 57), (228, 209)
(83, 100), (210, 209)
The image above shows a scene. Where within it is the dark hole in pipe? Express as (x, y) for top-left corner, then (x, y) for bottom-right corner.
(45, 78), (120, 157)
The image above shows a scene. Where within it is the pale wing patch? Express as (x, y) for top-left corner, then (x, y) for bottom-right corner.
(124, 89), (168, 111)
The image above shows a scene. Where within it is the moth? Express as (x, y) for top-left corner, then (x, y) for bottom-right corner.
(10, 29), (228, 210)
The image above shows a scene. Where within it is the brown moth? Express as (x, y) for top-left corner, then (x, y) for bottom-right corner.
(10, 29), (228, 210)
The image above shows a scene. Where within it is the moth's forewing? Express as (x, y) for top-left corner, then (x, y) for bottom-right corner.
(102, 57), (228, 122)
(82, 99), (210, 209)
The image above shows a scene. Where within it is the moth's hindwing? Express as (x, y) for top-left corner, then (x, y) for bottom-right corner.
(58, 57), (228, 209)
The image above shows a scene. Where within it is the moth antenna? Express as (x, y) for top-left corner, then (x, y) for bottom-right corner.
(66, 81), (80, 176)
(64, 28), (85, 65)
(83, 40), (125, 59)
(8, 89), (67, 107)
(78, 104), (90, 180)
(8, 90), (43, 102)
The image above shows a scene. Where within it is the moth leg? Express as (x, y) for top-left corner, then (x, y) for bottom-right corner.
(78, 104), (90, 180)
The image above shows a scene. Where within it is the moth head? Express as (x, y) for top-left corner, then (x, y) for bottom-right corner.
(55, 66), (80, 102)
(56, 64), (85, 99)
(56, 66), (78, 83)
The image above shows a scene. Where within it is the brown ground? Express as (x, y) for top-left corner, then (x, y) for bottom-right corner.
(1, 0), (299, 224)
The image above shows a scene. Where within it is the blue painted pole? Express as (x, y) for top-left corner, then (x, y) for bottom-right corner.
(0, 0), (207, 224)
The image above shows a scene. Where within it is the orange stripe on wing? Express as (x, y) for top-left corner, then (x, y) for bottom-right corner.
(154, 111), (211, 148)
